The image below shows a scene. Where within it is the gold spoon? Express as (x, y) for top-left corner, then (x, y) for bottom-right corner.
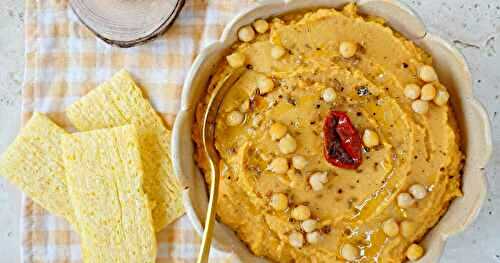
(197, 67), (246, 263)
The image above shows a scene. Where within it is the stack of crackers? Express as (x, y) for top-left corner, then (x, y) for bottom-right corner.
(0, 70), (184, 262)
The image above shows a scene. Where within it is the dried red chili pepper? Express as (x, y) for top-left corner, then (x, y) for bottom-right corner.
(323, 111), (363, 169)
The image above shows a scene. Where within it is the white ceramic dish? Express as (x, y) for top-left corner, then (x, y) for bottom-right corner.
(172, 0), (493, 262)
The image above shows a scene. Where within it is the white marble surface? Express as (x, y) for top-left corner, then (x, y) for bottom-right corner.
(0, 0), (498, 262)
(0, 0), (25, 262)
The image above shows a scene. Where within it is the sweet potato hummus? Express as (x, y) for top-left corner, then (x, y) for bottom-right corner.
(193, 4), (463, 262)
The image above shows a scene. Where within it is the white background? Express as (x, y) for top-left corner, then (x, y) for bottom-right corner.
(0, 0), (498, 262)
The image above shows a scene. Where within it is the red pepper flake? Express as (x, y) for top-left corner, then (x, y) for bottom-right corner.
(321, 225), (332, 234)
(323, 111), (363, 169)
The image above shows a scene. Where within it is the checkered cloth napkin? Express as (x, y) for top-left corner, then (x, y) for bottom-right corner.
(21, 0), (254, 262)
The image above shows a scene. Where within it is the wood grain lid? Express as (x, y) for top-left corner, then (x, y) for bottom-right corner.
(70, 0), (185, 48)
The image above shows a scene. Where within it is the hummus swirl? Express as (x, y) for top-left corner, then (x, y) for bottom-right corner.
(193, 4), (463, 263)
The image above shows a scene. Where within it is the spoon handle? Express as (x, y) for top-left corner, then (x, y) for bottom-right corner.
(197, 68), (246, 263)
(196, 159), (220, 263)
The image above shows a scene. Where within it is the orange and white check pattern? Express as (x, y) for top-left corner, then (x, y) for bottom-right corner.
(22, 0), (254, 262)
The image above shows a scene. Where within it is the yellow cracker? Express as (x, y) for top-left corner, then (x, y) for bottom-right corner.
(65, 69), (183, 231)
(0, 112), (75, 224)
(62, 125), (156, 263)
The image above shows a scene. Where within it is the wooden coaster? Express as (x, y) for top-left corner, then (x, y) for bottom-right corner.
(70, 0), (185, 48)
